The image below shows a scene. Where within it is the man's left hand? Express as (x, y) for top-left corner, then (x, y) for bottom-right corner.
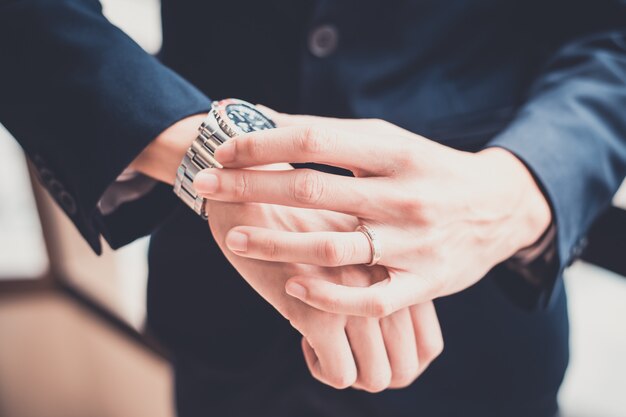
(194, 111), (552, 317)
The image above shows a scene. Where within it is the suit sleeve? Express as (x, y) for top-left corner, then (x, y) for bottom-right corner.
(0, 0), (212, 254)
(487, 27), (626, 305)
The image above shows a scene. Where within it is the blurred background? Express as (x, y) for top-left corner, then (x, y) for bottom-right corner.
(0, 1), (625, 416)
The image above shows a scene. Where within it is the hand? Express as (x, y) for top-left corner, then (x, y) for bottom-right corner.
(201, 172), (443, 392)
(195, 110), (552, 317)
(126, 114), (442, 390)
(125, 113), (443, 390)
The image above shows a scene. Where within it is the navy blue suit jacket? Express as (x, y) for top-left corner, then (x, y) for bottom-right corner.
(2, 1), (626, 416)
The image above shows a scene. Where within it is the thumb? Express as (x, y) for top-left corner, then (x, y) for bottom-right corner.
(285, 273), (436, 318)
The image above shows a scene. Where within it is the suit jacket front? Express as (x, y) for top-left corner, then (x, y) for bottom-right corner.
(2, 1), (626, 416)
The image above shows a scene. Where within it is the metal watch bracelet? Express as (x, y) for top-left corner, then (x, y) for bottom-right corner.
(173, 114), (226, 220)
(173, 99), (276, 219)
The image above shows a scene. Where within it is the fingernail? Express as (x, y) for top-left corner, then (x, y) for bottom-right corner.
(286, 282), (307, 299)
(226, 231), (248, 253)
(194, 171), (218, 194)
(215, 140), (236, 163)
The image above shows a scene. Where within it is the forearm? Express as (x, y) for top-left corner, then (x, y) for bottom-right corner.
(488, 29), (626, 283)
(0, 0), (211, 252)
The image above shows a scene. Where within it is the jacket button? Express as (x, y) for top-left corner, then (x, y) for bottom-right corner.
(567, 237), (589, 266)
(59, 190), (77, 216)
(308, 25), (339, 58)
(572, 237), (588, 257)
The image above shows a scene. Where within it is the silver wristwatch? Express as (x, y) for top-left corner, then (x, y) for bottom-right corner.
(173, 98), (276, 219)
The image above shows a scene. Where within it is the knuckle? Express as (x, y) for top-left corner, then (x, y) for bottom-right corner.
(360, 372), (392, 393)
(390, 366), (419, 389)
(327, 369), (357, 389)
(298, 127), (323, 154)
(261, 236), (279, 259)
(318, 239), (347, 266)
(396, 196), (424, 219)
(390, 377), (417, 390)
(318, 292), (342, 313)
(417, 206), (436, 225)
(241, 135), (264, 160)
(234, 172), (251, 199)
(287, 317), (305, 333)
(292, 170), (325, 205)
(297, 126), (335, 155)
(316, 311), (343, 329)
(424, 336), (445, 360)
(395, 143), (422, 168)
(367, 295), (394, 318)
(394, 194), (437, 225)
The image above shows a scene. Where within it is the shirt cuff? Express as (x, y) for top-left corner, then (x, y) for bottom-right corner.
(98, 169), (158, 216)
(505, 223), (558, 287)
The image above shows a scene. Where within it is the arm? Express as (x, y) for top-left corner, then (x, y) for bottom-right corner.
(194, 17), (626, 313)
(0, 2), (443, 390)
(488, 28), (626, 305)
(0, 0), (211, 252)
(193, 117), (552, 315)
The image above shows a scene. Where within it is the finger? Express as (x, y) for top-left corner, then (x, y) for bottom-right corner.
(194, 167), (388, 217)
(346, 318), (392, 393)
(259, 108), (368, 131)
(380, 309), (420, 389)
(213, 125), (406, 175)
(285, 272), (437, 318)
(302, 329), (357, 389)
(224, 226), (372, 266)
(301, 337), (322, 380)
(226, 224), (407, 267)
(255, 106), (324, 128)
(410, 302), (444, 375)
(256, 105), (415, 137)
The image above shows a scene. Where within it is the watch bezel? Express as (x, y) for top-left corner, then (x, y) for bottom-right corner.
(211, 98), (276, 138)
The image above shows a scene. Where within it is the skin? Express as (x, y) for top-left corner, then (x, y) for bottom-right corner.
(130, 115), (444, 392)
(194, 108), (552, 318)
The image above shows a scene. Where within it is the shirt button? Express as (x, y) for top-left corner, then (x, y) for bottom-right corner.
(308, 25), (339, 58)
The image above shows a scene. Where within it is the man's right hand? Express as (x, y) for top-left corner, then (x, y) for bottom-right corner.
(203, 175), (443, 392)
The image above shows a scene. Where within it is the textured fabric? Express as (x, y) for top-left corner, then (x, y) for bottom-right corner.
(2, 0), (626, 416)
(488, 29), (626, 305)
(0, 0), (211, 253)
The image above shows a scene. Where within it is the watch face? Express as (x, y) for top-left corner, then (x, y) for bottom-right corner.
(226, 102), (276, 133)
(213, 99), (276, 136)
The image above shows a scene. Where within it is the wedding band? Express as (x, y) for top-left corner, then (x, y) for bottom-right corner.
(356, 225), (382, 266)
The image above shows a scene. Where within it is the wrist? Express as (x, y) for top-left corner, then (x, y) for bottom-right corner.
(476, 147), (552, 260)
(129, 114), (206, 185)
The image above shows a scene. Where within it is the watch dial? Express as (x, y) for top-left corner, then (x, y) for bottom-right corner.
(226, 103), (276, 133)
